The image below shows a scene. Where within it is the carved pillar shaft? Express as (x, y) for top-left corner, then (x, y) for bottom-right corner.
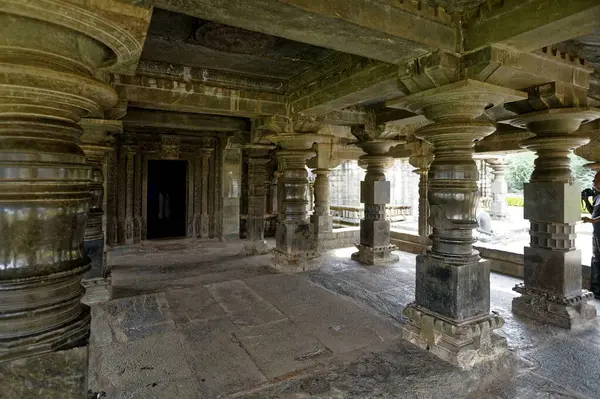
(409, 154), (433, 238)
(194, 149), (213, 238)
(106, 148), (118, 246)
(244, 147), (272, 255)
(124, 149), (135, 244)
(506, 108), (600, 328)
(393, 80), (525, 369)
(310, 168), (333, 243)
(351, 140), (400, 265)
(133, 152), (143, 242)
(486, 159), (508, 220)
(0, 3), (122, 394)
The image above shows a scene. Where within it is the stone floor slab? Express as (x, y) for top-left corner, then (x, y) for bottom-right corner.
(207, 280), (286, 327)
(115, 378), (203, 399)
(235, 320), (331, 380)
(179, 318), (267, 398)
(164, 287), (225, 324)
(286, 295), (402, 354)
(97, 331), (193, 392)
(482, 371), (587, 399)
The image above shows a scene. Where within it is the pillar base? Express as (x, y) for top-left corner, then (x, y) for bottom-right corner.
(512, 284), (597, 328)
(351, 244), (399, 265)
(402, 303), (507, 370)
(82, 277), (112, 305)
(0, 345), (89, 399)
(84, 239), (105, 280)
(271, 249), (319, 273)
(243, 240), (270, 256)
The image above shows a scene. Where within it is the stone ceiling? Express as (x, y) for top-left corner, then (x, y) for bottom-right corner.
(426, 0), (487, 13)
(141, 8), (336, 80)
(555, 32), (600, 101)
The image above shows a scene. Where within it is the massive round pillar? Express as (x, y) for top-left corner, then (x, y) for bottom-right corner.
(0, 1), (142, 396)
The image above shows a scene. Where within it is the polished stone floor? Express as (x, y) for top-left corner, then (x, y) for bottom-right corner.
(90, 240), (600, 398)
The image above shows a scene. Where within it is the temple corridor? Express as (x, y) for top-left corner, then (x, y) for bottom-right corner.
(89, 241), (600, 398)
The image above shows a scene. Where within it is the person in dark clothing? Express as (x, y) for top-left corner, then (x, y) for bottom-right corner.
(581, 171), (600, 296)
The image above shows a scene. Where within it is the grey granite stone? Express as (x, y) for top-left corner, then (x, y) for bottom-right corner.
(484, 371), (586, 399)
(0, 346), (88, 399)
(164, 287), (225, 324)
(207, 280), (286, 327)
(235, 320), (331, 380)
(179, 318), (267, 397)
(115, 377), (203, 399)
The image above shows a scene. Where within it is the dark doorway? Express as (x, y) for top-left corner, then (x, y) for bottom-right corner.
(147, 160), (187, 240)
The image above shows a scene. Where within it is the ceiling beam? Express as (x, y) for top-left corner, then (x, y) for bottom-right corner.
(464, 0), (600, 52)
(122, 107), (249, 131)
(147, 0), (453, 63)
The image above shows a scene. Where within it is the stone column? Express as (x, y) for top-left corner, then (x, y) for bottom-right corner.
(505, 107), (600, 328)
(311, 168), (334, 244)
(486, 158), (509, 220)
(123, 147), (136, 244)
(133, 152), (143, 242)
(409, 154), (433, 238)
(392, 80), (525, 369)
(244, 145), (274, 255)
(106, 147), (119, 246)
(194, 148), (214, 238)
(352, 140), (400, 265)
(268, 133), (318, 270)
(0, 3), (124, 396)
(79, 119), (122, 304)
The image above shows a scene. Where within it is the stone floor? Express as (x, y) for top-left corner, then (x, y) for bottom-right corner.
(90, 239), (600, 399)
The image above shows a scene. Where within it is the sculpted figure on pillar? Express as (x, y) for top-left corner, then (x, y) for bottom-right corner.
(390, 79), (526, 369)
(503, 82), (600, 328)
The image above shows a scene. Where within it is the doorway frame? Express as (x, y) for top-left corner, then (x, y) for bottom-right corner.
(142, 154), (194, 240)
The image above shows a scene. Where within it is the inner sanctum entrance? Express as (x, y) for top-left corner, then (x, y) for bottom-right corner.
(147, 160), (188, 240)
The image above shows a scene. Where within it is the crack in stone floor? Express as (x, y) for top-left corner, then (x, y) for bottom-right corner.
(89, 241), (600, 399)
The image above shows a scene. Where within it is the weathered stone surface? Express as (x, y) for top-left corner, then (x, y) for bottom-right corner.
(0, 346), (88, 399)
(207, 280), (286, 327)
(235, 320), (331, 379)
(179, 318), (267, 397)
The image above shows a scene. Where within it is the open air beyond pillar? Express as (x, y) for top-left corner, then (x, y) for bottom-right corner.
(504, 105), (600, 328)
(0, 2), (134, 396)
(352, 140), (401, 265)
(390, 80), (525, 369)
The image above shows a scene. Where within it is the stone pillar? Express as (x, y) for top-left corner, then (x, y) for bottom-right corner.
(79, 119), (122, 304)
(409, 154), (433, 238)
(505, 107), (600, 328)
(106, 147), (119, 246)
(0, 3), (124, 396)
(351, 140), (400, 265)
(221, 138), (242, 239)
(124, 147), (136, 244)
(486, 158), (509, 220)
(311, 168), (333, 244)
(268, 133), (318, 270)
(194, 148), (214, 238)
(393, 80), (525, 369)
(244, 145), (274, 255)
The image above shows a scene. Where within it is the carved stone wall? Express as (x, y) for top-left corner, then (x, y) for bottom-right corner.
(111, 132), (217, 245)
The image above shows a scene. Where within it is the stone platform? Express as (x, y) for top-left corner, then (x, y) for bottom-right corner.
(90, 240), (600, 398)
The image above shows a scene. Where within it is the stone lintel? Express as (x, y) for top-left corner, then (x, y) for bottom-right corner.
(289, 60), (400, 114)
(464, 0), (600, 53)
(465, 46), (593, 93)
(122, 107), (249, 132)
(150, 0), (447, 64)
(136, 59), (286, 93)
(112, 74), (286, 117)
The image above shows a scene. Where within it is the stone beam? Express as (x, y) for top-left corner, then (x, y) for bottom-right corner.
(111, 74), (287, 117)
(148, 0), (453, 63)
(464, 0), (600, 52)
(289, 56), (400, 115)
(122, 107), (249, 132)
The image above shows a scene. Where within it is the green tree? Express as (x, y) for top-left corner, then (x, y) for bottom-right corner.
(505, 152), (594, 194)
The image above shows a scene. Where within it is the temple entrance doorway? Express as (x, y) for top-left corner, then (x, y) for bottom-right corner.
(147, 160), (187, 240)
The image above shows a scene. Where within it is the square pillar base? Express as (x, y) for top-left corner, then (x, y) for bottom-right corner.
(402, 303), (508, 370)
(0, 345), (89, 399)
(243, 240), (270, 256)
(271, 249), (319, 273)
(82, 276), (111, 305)
(351, 244), (399, 265)
(512, 284), (597, 328)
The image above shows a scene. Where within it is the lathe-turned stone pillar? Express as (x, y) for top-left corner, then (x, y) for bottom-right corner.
(486, 158), (509, 220)
(352, 140), (401, 265)
(194, 148), (214, 238)
(79, 119), (122, 304)
(311, 169), (333, 243)
(268, 134), (318, 270)
(409, 154), (433, 238)
(392, 80), (525, 369)
(244, 145), (274, 255)
(505, 107), (600, 328)
(0, 3), (125, 396)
